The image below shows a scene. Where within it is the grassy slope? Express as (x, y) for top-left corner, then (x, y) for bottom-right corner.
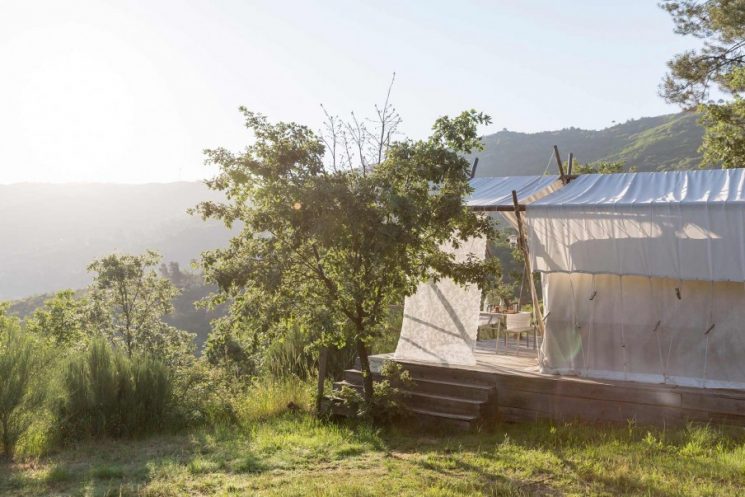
(473, 112), (704, 176)
(3, 414), (744, 497)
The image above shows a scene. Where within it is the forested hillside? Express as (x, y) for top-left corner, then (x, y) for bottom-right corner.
(472, 112), (703, 176)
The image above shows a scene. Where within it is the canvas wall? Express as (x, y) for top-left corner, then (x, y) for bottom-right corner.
(542, 272), (745, 389)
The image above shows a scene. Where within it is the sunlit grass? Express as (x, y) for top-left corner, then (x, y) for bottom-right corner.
(2, 414), (744, 497)
(2, 375), (744, 496)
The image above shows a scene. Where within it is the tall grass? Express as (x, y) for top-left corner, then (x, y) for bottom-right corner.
(262, 325), (356, 380)
(0, 326), (41, 460)
(56, 339), (173, 439)
(232, 376), (314, 425)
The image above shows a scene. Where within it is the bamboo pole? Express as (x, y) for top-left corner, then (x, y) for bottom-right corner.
(511, 190), (545, 343)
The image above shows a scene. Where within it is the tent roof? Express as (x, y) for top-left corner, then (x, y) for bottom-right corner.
(531, 169), (745, 208)
(466, 175), (561, 209)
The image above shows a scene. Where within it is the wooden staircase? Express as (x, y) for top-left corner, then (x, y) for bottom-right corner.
(334, 363), (498, 430)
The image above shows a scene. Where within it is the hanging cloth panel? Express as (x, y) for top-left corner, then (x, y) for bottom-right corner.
(393, 236), (487, 366)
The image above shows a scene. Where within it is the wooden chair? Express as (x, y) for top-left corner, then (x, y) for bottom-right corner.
(501, 312), (536, 351)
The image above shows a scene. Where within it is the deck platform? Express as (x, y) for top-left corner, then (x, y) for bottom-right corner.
(370, 345), (745, 427)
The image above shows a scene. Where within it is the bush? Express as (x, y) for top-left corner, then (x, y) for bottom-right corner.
(335, 361), (413, 424)
(171, 358), (238, 427)
(0, 325), (43, 460)
(55, 339), (174, 440)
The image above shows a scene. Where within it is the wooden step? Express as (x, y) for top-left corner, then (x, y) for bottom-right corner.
(340, 371), (493, 418)
(398, 361), (497, 386)
(409, 377), (495, 402)
(407, 391), (485, 417)
(406, 407), (480, 431)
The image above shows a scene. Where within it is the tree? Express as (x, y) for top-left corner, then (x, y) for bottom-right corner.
(194, 107), (498, 403)
(660, 0), (745, 167)
(87, 251), (195, 363)
(25, 290), (89, 348)
(0, 306), (40, 460)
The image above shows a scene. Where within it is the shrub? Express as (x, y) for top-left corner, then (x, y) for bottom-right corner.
(171, 358), (238, 427)
(0, 325), (43, 460)
(55, 338), (174, 439)
(335, 360), (413, 424)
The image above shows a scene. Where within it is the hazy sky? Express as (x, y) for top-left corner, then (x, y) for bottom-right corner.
(1, 0), (694, 184)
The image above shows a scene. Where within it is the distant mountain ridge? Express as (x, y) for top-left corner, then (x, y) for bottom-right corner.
(1, 112), (705, 301)
(0, 182), (232, 300)
(471, 112), (703, 176)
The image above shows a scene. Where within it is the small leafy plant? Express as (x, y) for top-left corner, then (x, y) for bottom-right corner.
(336, 361), (414, 424)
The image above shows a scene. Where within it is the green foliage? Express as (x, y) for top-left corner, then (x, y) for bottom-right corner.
(195, 105), (497, 402)
(661, 0), (745, 168)
(87, 250), (195, 364)
(660, 0), (745, 107)
(699, 69), (745, 168)
(335, 361), (414, 424)
(55, 339), (174, 440)
(170, 358), (238, 427)
(573, 160), (635, 174)
(24, 290), (90, 348)
(0, 313), (43, 460)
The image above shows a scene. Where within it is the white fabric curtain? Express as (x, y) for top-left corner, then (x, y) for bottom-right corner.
(394, 236), (487, 366)
(542, 272), (745, 389)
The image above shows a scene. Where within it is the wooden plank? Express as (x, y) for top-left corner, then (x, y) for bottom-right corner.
(493, 374), (683, 407)
(680, 391), (745, 416)
(497, 390), (686, 426)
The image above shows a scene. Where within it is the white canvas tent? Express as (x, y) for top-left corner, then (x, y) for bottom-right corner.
(527, 169), (745, 389)
(393, 168), (745, 391)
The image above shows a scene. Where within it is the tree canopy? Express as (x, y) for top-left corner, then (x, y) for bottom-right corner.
(87, 251), (195, 364)
(661, 0), (745, 168)
(195, 107), (498, 401)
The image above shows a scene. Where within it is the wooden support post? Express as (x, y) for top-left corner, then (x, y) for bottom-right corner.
(511, 190), (546, 342)
(315, 346), (329, 416)
(470, 157), (480, 179)
(553, 145), (567, 184)
(567, 152), (574, 176)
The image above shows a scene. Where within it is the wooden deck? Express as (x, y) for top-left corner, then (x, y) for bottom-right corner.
(369, 347), (745, 427)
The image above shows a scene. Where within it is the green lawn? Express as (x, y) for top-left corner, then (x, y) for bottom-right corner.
(2, 414), (744, 497)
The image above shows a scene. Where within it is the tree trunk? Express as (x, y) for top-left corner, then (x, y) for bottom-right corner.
(315, 346), (329, 416)
(355, 339), (374, 404)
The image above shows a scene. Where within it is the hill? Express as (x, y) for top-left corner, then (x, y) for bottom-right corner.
(472, 112), (704, 176)
(0, 182), (232, 300)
